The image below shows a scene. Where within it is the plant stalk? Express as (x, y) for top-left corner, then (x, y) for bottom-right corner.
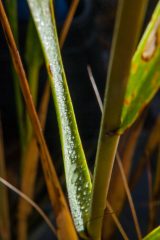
(88, 0), (148, 239)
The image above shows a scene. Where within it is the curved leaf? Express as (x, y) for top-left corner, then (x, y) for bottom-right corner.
(120, 2), (160, 134)
(27, 0), (92, 235)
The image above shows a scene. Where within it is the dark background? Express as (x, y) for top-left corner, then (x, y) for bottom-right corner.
(0, 0), (160, 239)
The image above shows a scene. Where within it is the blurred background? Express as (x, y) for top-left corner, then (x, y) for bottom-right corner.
(0, 0), (160, 239)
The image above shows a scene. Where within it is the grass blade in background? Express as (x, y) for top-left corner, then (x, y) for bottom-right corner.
(120, 1), (160, 134)
(18, 83), (50, 240)
(143, 226), (160, 240)
(0, 119), (10, 240)
(25, 18), (43, 105)
(88, 1), (148, 239)
(25, 17), (44, 144)
(0, 2), (78, 239)
(4, 0), (25, 152)
(27, 0), (92, 236)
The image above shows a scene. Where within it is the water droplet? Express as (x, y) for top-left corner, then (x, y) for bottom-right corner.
(83, 191), (87, 196)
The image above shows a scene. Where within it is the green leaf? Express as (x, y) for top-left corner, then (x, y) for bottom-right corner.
(120, 2), (160, 134)
(26, 0), (92, 235)
(143, 226), (160, 240)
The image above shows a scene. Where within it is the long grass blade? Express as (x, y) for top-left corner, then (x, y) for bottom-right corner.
(18, 1), (80, 238)
(88, 1), (148, 238)
(0, 119), (10, 240)
(26, 0), (91, 236)
(18, 2), (80, 239)
(0, 2), (78, 239)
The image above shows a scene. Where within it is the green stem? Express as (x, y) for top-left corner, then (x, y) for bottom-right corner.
(88, 134), (120, 240)
(88, 0), (148, 239)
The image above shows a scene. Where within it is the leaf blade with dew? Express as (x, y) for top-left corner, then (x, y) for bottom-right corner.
(143, 226), (160, 240)
(26, 0), (92, 236)
(18, 1), (80, 240)
(0, 119), (11, 240)
(119, 2), (160, 134)
(18, 2), (80, 239)
(0, 2), (78, 239)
